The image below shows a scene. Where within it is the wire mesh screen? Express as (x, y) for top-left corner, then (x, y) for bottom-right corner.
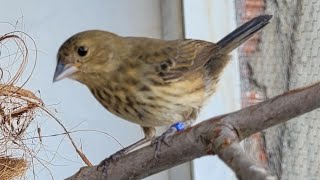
(236, 0), (320, 179)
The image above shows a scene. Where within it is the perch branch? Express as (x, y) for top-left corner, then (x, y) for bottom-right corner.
(66, 81), (320, 180)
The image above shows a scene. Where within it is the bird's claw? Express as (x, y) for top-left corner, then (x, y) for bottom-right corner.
(151, 126), (177, 158)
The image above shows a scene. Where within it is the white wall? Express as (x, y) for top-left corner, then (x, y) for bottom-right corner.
(0, 0), (241, 179)
(183, 0), (240, 179)
(0, 0), (169, 179)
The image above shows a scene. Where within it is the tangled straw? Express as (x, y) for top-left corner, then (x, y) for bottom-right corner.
(0, 24), (97, 179)
(0, 29), (41, 179)
(0, 157), (28, 180)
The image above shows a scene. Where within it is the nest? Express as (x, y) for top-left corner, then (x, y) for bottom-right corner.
(0, 85), (42, 141)
(0, 22), (92, 179)
(0, 157), (28, 180)
(0, 28), (42, 179)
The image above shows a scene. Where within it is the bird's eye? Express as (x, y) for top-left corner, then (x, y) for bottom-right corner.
(77, 46), (88, 57)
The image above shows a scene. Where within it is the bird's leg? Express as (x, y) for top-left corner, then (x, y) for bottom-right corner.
(152, 121), (193, 158)
(98, 127), (155, 172)
(152, 110), (197, 158)
(114, 126), (156, 155)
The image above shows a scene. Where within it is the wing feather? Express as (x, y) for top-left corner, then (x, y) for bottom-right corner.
(145, 39), (217, 82)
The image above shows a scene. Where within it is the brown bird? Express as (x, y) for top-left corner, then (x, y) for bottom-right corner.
(53, 15), (272, 160)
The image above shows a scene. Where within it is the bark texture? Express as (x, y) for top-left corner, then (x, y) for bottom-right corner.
(67, 81), (320, 180)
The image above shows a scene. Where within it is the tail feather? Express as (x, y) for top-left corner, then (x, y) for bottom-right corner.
(217, 15), (272, 54)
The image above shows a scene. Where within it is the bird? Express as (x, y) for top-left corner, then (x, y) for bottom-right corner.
(53, 15), (272, 162)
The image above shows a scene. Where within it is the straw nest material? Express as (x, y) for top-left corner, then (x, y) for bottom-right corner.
(0, 157), (28, 180)
(0, 29), (42, 179)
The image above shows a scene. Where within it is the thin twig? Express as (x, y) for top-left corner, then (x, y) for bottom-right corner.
(38, 106), (93, 166)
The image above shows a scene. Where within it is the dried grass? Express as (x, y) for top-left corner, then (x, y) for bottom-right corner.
(0, 21), (94, 180)
(0, 157), (28, 180)
(0, 26), (41, 179)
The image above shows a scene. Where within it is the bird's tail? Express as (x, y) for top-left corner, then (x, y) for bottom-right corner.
(216, 15), (272, 54)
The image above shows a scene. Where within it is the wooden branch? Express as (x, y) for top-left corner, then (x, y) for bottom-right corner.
(66, 82), (320, 180)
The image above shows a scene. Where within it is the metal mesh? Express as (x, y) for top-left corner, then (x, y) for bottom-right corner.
(237, 0), (320, 179)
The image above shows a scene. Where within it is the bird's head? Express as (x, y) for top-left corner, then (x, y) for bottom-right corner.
(53, 30), (121, 83)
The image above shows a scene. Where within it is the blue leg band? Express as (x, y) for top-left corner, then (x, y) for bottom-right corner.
(171, 122), (185, 132)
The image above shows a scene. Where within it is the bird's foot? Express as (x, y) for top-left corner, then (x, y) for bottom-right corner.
(97, 148), (127, 176)
(152, 122), (185, 158)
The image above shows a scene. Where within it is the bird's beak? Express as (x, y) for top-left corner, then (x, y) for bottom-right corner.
(53, 62), (79, 82)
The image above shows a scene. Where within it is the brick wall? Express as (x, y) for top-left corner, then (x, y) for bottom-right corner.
(235, 0), (268, 167)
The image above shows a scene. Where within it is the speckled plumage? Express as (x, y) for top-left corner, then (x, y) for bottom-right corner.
(57, 32), (229, 126)
(54, 15), (271, 153)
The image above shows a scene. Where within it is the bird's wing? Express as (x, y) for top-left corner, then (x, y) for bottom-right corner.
(140, 15), (272, 83)
(144, 39), (218, 82)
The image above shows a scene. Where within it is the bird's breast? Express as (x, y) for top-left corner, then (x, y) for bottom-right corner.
(88, 73), (207, 127)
